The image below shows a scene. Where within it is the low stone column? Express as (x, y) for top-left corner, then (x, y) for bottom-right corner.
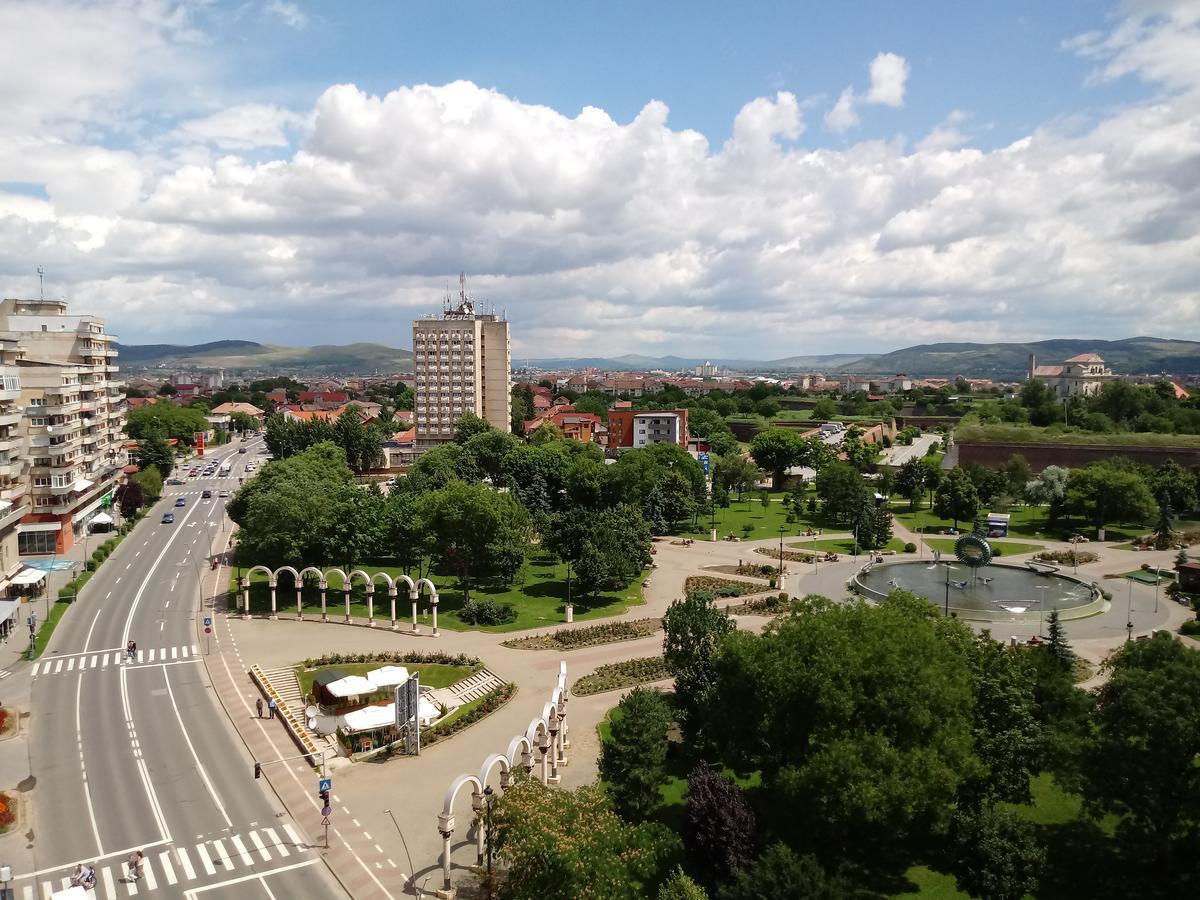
(294, 587), (302, 620)
(367, 587), (375, 626)
(431, 593), (440, 637)
(438, 813), (455, 894)
(320, 584), (327, 622)
(472, 791), (485, 866)
(411, 589), (419, 633)
(343, 587), (352, 624)
(268, 583), (277, 620)
(548, 726), (561, 784)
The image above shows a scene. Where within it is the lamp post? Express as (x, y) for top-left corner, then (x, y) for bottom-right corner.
(943, 562), (952, 616)
(383, 808), (423, 898)
(483, 785), (496, 898)
(778, 525), (786, 581)
(1154, 573), (1161, 614)
(1036, 585), (1049, 637)
(1126, 578), (1134, 642)
(1070, 535), (1079, 574)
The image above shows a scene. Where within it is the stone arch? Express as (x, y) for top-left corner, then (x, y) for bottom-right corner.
(348, 569), (375, 625)
(505, 734), (534, 777)
(240, 565), (275, 618)
(473, 754), (512, 864)
(375, 572), (402, 629)
(525, 717), (551, 784)
(438, 773), (484, 892)
(415, 576), (440, 636)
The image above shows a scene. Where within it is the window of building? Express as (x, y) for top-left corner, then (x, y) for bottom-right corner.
(18, 530), (56, 554)
(31, 417), (46, 426)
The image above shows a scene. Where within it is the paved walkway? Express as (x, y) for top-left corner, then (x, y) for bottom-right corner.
(205, 515), (1197, 898)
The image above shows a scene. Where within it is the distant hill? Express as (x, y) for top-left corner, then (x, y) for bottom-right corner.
(116, 341), (413, 374)
(524, 339), (1200, 378)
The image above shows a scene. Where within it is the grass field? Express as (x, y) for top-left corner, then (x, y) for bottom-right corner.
(675, 489), (852, 542)
(235, 552), (646, 633)
(788, 537), (909, 554)
(892, 502), (1153, 542)
(921, 537), (1045, 557)
(294, 661), (475, 699)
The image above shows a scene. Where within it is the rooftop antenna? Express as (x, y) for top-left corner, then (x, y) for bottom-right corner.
(37, 266), (44, 300)
(459, 271), (467, 305)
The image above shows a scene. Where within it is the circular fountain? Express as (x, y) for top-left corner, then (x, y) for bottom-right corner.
(853, 534), (1104, 622)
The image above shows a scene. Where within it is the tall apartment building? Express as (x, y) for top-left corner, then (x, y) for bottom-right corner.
(0, 298), (126, 554)
(412, 283), (511, 448)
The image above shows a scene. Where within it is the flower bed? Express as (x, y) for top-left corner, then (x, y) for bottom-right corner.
(301, 650), (482, 669)
(755, 547), (818, 563)
(725, 593), (792, 616)
(682, 576), (760, 597)
(1034, 550), (1100, 565)
(421, 682), (516, 747)
(572, 656), (673, 696)
(502, 619), (660, 651)
(0, 791), (14, 833)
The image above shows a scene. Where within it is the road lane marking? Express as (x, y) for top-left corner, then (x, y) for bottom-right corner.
(171, 647), (178, 659)
(196, 844), (216, 876)
(83, 606), (104, 653)
(248, 830), (270, 861)
(180, 858), (319, 899)
(54, 660), (63, 674)
(76, 671), (105, 857)
(262, 827), (288, 857)
(141, 858), (157, 890)
(210, 839), (229, 868)
(162, 666), (231, 827)
(66, 658), (75, 671)
(230, 834), (253, 867)
(157, 850), (176, 885)
(175, 847), (196, 880)
(31, 663), (39, 676)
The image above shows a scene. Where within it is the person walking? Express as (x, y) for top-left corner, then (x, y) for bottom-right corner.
(127, 850), (144, 882)
(268, 697), (277, 719)
(256, 697), (264, 718)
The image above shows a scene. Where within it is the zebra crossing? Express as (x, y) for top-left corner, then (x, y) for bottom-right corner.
(22, 823), (310, 899)
(31, 646), (200, 677)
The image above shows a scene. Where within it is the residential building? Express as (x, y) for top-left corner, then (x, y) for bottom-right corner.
(607, 408), (690, 449)
(1029, 352), (1118, 400)
(412, 280), (511, 448)
(693, 361), (718, 378)
(0, 297), (126, 554)
(523, 404), (602, 442)
(209, 402), (265, 423)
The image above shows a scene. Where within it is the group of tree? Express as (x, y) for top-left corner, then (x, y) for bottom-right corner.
(747, 428), (837, 490)
(576, 588), (1200, 900)
(263, 406), (388, 472)
(126, 402), (211, 444)
(813, 462), (892, 549)
(982, 377), (1200, 434)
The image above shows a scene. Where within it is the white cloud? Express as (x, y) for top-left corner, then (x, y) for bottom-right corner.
(265, 0), (307, 30)
(824, 51), (909, 132)
(865, 52), (910, 107)
(1, 3), (1199, 357)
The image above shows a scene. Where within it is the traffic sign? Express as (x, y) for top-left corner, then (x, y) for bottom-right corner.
(321, 806), (332, 818)
(204, 626), (212, 634)
(203, 616), (212, 626)
(319, 777), (332, 793)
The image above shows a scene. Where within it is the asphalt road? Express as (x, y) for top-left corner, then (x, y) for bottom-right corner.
(19, 439), (345, 900)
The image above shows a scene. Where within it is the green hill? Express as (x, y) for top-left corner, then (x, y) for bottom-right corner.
(116, 341), (412, 373)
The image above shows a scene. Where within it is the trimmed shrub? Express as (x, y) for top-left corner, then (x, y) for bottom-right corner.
(904, 542), (918, 553)
(457, 598), (518, 626)
(1180, 619), (1200, 636)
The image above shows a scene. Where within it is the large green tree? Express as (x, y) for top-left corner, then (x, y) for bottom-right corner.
(682, 763), (757, 885)
(421, 480), (531, 601)
(1063, 461), (1155, 535)
(1080, 632), (1200, 886)
(750, 428), (806, 490)
(492, 781), (678, 900)
(599, 688), (673, 820)
(662, 592), (735, 738)
(134, 426), (175, 480)
(715, 843), (852, 900)
(934, 466), (980, 528)
(815, 462), (866, 524)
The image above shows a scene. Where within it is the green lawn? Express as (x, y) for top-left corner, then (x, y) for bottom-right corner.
(922, 537), (1045, 557)
(676, 489), (847, 542)
(892, 502), (1152, 542)
(788, 537), (909, 554)
(295, 661), (476, 699)
(235, 552), (646, 633)
(25, 597), (71, 660)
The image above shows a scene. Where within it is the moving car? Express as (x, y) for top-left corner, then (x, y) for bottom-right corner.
(161, 512), (175, 524)
(174, 497), (187, 507)
(218, 489), (230, 498)
(167, 477), (184, 485)
(201, 489), (212, 499)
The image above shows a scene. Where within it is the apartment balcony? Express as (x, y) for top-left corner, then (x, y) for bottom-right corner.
(107, 392), (125, 404)
(0, 484), (24, 504)
(0, 411), (21, 428)
(39, 399), (82, 416)
(0, 501), (24, 533)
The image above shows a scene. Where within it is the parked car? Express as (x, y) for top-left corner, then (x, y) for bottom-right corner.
(238, 447), (247, 453)
(161, 512), (175, 524)
(174, 497), (187, 507)
(201, 489), (212, 499)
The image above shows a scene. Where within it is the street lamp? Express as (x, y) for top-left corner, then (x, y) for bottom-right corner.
(383, 808), (423, 898)
(1154, 573), (1161, 614)
(1126, 578), (1134, 642)
(1070, 535), (1079, 574)
(777, 525), (786, 579)
(483, 785), (496, 898)
(1036, 585), (1049, 637)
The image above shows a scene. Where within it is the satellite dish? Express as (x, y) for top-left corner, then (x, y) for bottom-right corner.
(307, 716), (316, 731)
(305, 704), (318, 718)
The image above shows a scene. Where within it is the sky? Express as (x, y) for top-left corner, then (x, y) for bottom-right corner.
(1, 0), (1199, 360)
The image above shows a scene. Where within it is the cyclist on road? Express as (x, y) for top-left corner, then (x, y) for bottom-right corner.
(70, 862), (96, 889)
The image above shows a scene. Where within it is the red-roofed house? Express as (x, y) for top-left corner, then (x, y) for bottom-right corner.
(1029, 352), (1116, 400)
(297, 391), (350, 409)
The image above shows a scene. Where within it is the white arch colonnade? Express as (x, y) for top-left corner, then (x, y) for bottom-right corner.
(239, 565), (440, 633)
(436, 661), (570, 893)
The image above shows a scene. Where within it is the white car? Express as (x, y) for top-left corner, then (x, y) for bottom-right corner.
(218, 490), (230, 498)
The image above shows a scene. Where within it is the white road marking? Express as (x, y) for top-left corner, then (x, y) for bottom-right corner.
(175, 847), (196, 881)
(180, 858), (319, 899)
(157, 850), (176, 885)
(31, 663), (39, 676)
(230, 834), (253, 867)
(53, 660), (63, 674)
(82, 606), (104, 653)
(89, 655), (97, 668)
(248, 830), (271, 861)
(210, 839), (229, 869)
(262, 826), (289, 857)
(162, 666), (232, 827)
(75, 673), (104, 857)
(196, 844), (216, 876)
(142, 858), (157, 890)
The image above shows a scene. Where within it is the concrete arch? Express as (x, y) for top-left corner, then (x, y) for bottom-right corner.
(526, 717), (551, 784)
(438, 773), (485, 891)
(347, 569), (376, 624)
(505, 734), (534, 776)
(374, 572), (401, 629)
(274, 564), (302, 585)
(240, 565), (275, 618)
(414, 576), (440, 635)
(324, 567), (349, 589)
(478, 753), (512, 792)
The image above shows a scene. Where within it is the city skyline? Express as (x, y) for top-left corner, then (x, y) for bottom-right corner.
(1, 1), (1198, 357)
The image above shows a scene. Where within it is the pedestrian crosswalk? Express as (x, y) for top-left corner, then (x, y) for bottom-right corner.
(0, 669), (11, 679)
(31, 646), (200, 677)
(23, 823), (310, 899)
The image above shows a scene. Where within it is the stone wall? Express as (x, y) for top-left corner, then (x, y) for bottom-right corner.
(956, 439), (1200, 473)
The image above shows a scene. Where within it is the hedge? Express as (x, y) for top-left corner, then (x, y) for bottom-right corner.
(301, 650), (482, 669)
(502, 619), (660, 651)
(421, 682), (516, 747)
(572, 656), (673, 696)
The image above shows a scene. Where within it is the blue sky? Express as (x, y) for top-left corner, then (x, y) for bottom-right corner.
(0, 0), (1198, 358)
